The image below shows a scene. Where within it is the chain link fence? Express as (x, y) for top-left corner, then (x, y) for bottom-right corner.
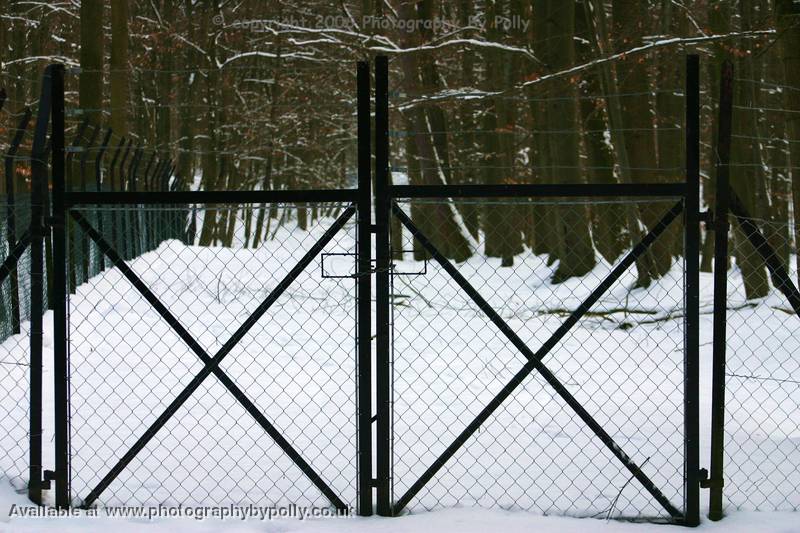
(389, 197), (688, 520)
(0, 193), (47, 491)
(722, 215), (800, 511)
(66, 202), (359, 509)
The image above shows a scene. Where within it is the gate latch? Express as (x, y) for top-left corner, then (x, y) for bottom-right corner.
(320, 251), (428, 278)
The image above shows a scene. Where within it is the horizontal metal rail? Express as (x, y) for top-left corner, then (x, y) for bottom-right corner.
(63, 189), (359, 206)
(391, 183), (686, 199)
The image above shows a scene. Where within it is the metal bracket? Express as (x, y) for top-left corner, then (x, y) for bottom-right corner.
(699, 210), (713, 225)
(698, 468), (723, 489)
(42, 469), (57, 490)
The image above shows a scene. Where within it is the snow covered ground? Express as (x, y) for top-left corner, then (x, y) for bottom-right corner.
(1, 483), (799, 533)
(1, 204), (799, 530)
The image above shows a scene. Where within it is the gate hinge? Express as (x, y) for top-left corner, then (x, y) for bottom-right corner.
(699, 210), (713, 224)
(698, 468), (723, 489)
(42, 469), (57, 489)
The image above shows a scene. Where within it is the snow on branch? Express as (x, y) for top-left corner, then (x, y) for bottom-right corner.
(392, 30), (775, 110)
(1, 55), (79, 69)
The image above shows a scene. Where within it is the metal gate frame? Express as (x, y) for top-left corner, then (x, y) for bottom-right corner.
(371, 56), (702, 525)
(46, 63), (376, 515)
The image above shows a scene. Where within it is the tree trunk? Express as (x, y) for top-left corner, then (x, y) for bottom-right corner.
(483, 0), (523, 265)
(175, 1), (195, 193)
(198, 2), (219, 246)
(393, 0), (472, 262)
(765, 51), (791, 269)
(110, 0), (130, 137)
(775, 0), (800, 286)
(529, 1), (558, 260)
(654, 0), (685, 258)
(455, 0), (480, 239)
(542, 0), (595, 282)
(156, 0), (174, 153)
(586, 0), (657, 285)
(700, 1), (732, 272)
(731, 1), (770, 299)
(79, 0), (104, 127)
(575, 0), (626, 264)
(612, 0), (673, 282)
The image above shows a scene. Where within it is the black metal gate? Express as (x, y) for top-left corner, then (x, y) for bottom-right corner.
(28, 57), (702, 524)
(371, 57), (701, 525)
(47, 64), (375, 514)
(62, 198), (359, 510)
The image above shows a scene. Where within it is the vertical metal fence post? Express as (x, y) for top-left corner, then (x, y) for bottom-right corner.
(684, 54), (701, 527)
(28, 149), (43, 505)
(356, 60), (373, 517)
(28, 66), (53, 507)
(94, 128), (112, 271)
(374, 55), (392, 516)
(708, 59), (734, 522)
(51, 64), (70, 509)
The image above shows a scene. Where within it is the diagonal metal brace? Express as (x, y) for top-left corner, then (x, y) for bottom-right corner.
(392, 201), (684, 518)
(0, 231), (31, 286)
(729, 190), (800, 316)
(71, 207), (355, 511)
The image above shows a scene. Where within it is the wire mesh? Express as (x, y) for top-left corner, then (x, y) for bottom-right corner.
(0, 193), (47, 492)
(66, 202), (358, 509)
(723, 215), (800, 511)
(389, 197), (687, 520)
